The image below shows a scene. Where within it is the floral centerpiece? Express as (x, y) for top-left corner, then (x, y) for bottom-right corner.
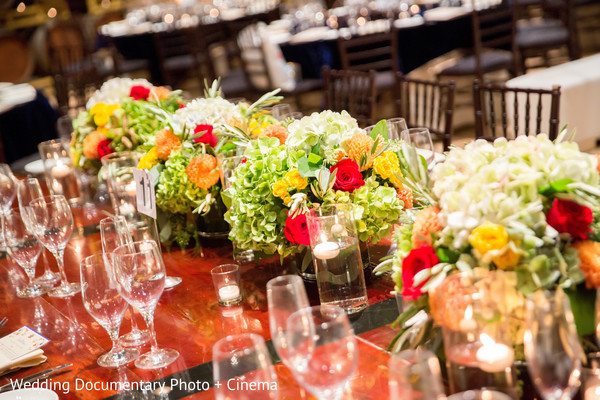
(378, 132), (600, 352)
(136, 81), (282, 250)
(224, 111), (409, 271)
(70, 78), (183, 173)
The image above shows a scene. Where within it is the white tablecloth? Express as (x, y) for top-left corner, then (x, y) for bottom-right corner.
(505, 54), (600, 151)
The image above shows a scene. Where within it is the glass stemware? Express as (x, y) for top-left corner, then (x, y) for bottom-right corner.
(99, 216), (150, 347)
(0, 164), (17, 252)
(389, 349), (447, 400)
(212, 333), (278, 400)
(266, 275), (310, 366)
(80, 253), (139, 367)
(286, 305), (359, 400)
(387, 118), (408, 141)
(17, 177), (60, 286)
(2, 208), (46, 298)
(27, 195), (80, 297)
(401, 127), (436, 166)
(524, 290), (582, 400)
(113, 240), (179, 369)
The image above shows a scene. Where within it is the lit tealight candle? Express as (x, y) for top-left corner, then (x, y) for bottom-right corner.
(585, 378), (600, 400)
(313, 241), (340, 260)
(459, 305), (477, 333)
(119, 203), (135, 215)
(52, 159), (70, 178)
(475, 334), (514, 373)
(218, 285), (240, 301)
(125, 181), (137, 197)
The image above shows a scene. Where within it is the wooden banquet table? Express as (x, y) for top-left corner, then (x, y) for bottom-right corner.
(0, 203), (401, 399)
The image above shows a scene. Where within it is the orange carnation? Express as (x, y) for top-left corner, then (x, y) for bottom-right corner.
(155, 129), (181, 160)
(186, 154), (220, 189)
(346, 133), (384, 171)
(595, 154), (600, 174)
(261, 124), (288, 145)
(397, 188), (413, 209)
(411, 207), (442, 248)
(151, 86), (171, 101)
(573, 240), (600, 289)
(82, 131), (107, 160)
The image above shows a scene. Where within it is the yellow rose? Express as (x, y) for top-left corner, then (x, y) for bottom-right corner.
(272, 180), (288, 199)
(469, 222), (509, 255)
(90, 103), (107, 115)
(283, 196), (292, 205)
(492, 245), (520, 270)
(285, 169), (308, 190)
(138, 147), (160, 170)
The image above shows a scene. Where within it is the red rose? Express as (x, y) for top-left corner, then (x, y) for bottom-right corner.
(401, 246), (438, 301)
(193, 124), (217, 147)
(284, 211), (312, 246)
(241, 158), (247, 164)
(129, 85), (150, 100)
(178, 102), (186, 109)
(546, 198), (593, 240)
(97, 139), (114, 159)
(330, 159), (365, 193)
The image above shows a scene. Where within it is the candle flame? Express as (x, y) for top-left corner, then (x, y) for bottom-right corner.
(464, 305), (472, 319)
(480, 333), (495, 346)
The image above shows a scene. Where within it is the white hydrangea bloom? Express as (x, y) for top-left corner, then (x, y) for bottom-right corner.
(86, 77), (154, 109)
(171, 97), (241, 134)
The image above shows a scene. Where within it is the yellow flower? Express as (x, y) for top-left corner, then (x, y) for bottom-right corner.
(469, 222), (509, 255)
(90, 103), (120, 127)
(273, 180), (289, 199)
(138, 147), (160, 170)
(492, 244), (520, 270)
(373, 151), (402, 187)
(283, 196), (292, 205)
(285, 169), (308, 190)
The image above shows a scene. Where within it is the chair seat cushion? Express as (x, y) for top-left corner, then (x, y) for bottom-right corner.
(440, 50), (513, 75)
(517, 24), (568, 49)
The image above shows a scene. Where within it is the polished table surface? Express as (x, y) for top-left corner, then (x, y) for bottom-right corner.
(0, 203), (401, 399)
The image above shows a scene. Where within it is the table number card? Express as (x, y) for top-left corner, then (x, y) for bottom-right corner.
(134, 168), (156, 219)
(0, 326), (49, 361)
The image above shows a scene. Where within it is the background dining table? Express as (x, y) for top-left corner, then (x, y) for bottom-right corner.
(0, 201), (401, 399)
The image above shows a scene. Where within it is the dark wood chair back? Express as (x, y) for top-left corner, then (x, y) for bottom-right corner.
(152, 27), (204, 87)
(337, 30), (398, 73)
(322, 66), (377, 127)
(473, 79), (561, 140)
(395, 72), (456, 151)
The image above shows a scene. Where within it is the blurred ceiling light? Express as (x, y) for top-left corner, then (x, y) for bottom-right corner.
(164, 13), (174, 24)
(209, 8), (219, 18)
(47, 7), (57, 18)
(101, 0), (111, 9)
(16, 2), (26, 12)
(357, 16), (366, 26)
(410, 4), (420, 14)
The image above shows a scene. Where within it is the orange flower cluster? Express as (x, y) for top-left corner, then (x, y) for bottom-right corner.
(261, 124), (288, 145)
(396, 188), (413, 209)
(155, 129), (182, 160)
(411, 207), (442, 248)
(573, 240), (600, 288)
(346, 133), (384, 171)
(186, 154), (220, 189)
(82, 131), (107, 159)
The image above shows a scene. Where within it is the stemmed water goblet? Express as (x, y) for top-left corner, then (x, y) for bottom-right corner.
(113, 240), (179, 369)
(2, 208), (46, 298)
(524, 290), (582, 400)
(80, 253), (140, 367)
(266, 275), (309, 366)
(0, 164), (17, 251)
(17, 177), (60, 286)
(26, 195), (80, 297)
(100, 216), (150, 347)
(401, 127), (436, 166)
(285, 305), (359, 400)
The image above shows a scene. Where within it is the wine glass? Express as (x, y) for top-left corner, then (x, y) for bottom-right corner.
(27, 195), (80, 297)
(2, 208), (46, 298)
(80, 253), (139, 367)
(99, 216), (150, 347)
(17, 177), (60, 286)
(267, 275), (310, 366)
(212, 333), (278, 400)
(524, 290), (582, 400)
(286, 305), (359, 400)
(113, 240), (179, 369)
(387, 118), (408, 141)
(389, 349), (447, 400)
(0, 164), (17, 251)
(401, 127), (436, 166)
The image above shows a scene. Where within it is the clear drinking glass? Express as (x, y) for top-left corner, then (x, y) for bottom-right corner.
(401, 127), (435, 165)
(2, 208), (46, 298)
(17, 177), (60, 286)
(38, 138), (80, 204)
(306, 203), (368, 315)
(524, 290), (582, 400)
(286, 305), (359, 400)
(103, 151), (181, 288)
(80, 253), (140, 367)
(212, 333), (278, 400)
(99, 216), (150, 347)
(113, 240), (179, 369)
(387, 118), (408, 141)
(27, 195), (80, 297)
(266, 275), (310, 366)
(389, 349), (447, 400)
(211, 264), (243, 306)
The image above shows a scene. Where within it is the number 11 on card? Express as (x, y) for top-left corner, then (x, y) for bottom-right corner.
(133, 168), (157, 220)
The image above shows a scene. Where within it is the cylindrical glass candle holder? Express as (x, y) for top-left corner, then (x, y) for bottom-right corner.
(306, 203), (368, 315)
(431, 272), (519, 399)
(38, 138), (80, 204)
(211, 264), (243, 306)
(101, 151), (140, 220)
